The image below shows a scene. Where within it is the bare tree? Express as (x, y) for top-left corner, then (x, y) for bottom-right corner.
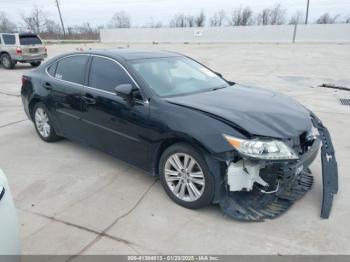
(45, 19), (61, 34)
(316, 13), (340, 24)
(209, 10), (226, 27)
(256, 8), (270, 25)
(230, 6), (253, 26)
(108, 11), (131, 28)
(256, 4), (286, 25)
(289, 11), (303, 25)
(269, 4), (286, 25)
(0, 12), (16, 32)
(194, 11), (205, 27)
(21, 6), (48, 33)
(241, 7), (253, 25)
(346, 15), (350, 23)
(169, 13), (200, 27)
(169, 13), (187, 27)
(186, 14), (195, 27)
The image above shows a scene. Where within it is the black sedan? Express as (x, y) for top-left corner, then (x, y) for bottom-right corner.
(21, 49), (338, 221)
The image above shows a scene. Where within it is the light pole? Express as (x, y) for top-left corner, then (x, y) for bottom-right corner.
(305, 0), (310, 24)
(55, 0), (66, 36)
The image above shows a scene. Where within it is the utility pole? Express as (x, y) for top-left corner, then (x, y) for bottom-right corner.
(55, 0), (66, 36)
(305, 0), (310, 24)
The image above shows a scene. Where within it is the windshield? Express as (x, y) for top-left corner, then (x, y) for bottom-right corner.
(19, 35), (42, 45)
(130, 57), (229, 97)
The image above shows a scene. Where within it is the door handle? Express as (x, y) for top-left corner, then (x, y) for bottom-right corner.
(82, 94), (96, 105)
(0, 185), (5, 201)
(42, 82), (52, 90)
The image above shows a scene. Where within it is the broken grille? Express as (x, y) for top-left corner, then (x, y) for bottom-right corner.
(339, 98), (350, 106)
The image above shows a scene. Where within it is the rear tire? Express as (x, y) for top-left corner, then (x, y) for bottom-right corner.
(159, 143), (215, 209)
(33, 102), (60, 142)
(30, 61), (41, 67)
(1, 53), (15, 69)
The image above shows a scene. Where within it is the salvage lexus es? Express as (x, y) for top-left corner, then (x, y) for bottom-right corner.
(21, 50), (338, 221)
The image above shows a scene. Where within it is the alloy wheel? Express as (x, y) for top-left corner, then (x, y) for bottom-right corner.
(164, 153), (205, 202)
(35, 107), (51, 138)
(2, 56), (10, 68)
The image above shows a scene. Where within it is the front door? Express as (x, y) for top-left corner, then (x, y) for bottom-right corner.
(81, 56), (151, 169)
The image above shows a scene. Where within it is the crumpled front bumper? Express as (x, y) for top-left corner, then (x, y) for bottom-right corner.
(219, 113), (338, 221)
(311, 113), (339, 218)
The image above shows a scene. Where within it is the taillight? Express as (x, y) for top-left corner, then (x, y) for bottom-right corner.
(44, 47), (47, 53)
(16, 47), (22, 55)
(22, 75), (29, 86)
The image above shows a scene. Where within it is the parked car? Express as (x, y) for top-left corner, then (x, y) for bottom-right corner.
(0, 33), (47, 69)
(20, 50), (338, 221)
(0, 169), (21, 255)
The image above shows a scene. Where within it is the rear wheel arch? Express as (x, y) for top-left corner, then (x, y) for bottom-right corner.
(28, 98), (61, 134)
(29, 98), (43, 121)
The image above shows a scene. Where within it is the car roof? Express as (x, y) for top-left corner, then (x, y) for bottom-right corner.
(75, 49), (183, 61)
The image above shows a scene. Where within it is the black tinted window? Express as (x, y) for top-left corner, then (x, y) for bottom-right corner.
(55, 55), (88, 85)
(89, 57), (133, 93)
(47, 63), (57, 76)
(3, 34), (16, 45)
(19, 35), (42, 45)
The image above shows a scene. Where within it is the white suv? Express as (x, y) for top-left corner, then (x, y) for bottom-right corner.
(0, 33), (47, 69)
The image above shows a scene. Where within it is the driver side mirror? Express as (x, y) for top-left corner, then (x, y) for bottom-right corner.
(114, 84), (134, 100)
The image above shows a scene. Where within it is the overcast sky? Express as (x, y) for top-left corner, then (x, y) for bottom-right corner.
(1, 0), (350, 26)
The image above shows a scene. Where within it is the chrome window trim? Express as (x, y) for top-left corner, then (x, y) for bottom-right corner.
(45, 53), (148, 103)
(45, 53), (89, 87)
(88, 54), (147, 103)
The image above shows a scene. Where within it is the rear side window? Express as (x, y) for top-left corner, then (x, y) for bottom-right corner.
(55, 55), (88, 85)
(47, 62), (57, 77)
(88, 56), (133, 93)
(2, 34), (16, 45)
(19, 35), (42, 45)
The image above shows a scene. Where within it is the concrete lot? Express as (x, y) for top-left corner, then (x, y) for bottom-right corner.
(0, 43), (350, 256)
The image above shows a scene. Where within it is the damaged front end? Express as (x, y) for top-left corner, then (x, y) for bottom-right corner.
(218, 114), (338, 221)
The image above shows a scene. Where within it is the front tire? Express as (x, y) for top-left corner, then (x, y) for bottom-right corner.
(1, 53), (15, 69)
(33, 102), (60, 142)
(159, 143), (215, 209)
(30, 61), (41, 67)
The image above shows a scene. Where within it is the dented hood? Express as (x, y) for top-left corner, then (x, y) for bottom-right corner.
(165, 84), (312, 138)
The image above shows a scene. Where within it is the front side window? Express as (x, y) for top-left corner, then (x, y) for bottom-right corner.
(130, 57), (229, 97)
(19, 35), (42, 45)
(88, 56), (134, 93)
(2, 34), (16, 45)
(55, 55), (88, 85)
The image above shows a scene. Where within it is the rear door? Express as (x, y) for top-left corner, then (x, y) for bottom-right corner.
(45, 54), (89, 141)
(18, 34), (45, 57)
(81, 55), (151, 169)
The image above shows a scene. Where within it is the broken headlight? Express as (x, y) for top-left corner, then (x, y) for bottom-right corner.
(223, 134), (299, 160)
